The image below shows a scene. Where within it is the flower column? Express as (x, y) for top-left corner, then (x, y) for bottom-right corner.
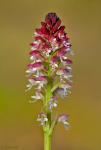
(26, 13), (73, 150)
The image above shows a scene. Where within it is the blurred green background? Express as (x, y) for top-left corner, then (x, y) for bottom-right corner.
(0, 0), (101, 150)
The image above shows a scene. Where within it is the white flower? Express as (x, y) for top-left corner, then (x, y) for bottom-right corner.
(48, 97), (58, 111)
(37, 113), (48, 125)
(31, 91), (43, 100)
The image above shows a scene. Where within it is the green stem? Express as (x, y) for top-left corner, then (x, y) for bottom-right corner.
(43, 61), (53, 150)
(44, 132), (52, 150)
(43, 80), (52, 150)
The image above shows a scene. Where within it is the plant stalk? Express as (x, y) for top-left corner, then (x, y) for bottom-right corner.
(44, 132), (52, 150)
(43, 62), (53, 150)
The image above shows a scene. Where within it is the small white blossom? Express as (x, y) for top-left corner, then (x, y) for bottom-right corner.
(37, 113), (48, 125)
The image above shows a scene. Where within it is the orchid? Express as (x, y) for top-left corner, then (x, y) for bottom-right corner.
(26, 12), (73, 150)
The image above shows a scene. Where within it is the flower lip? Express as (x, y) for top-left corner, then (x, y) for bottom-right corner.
(31, 91), (43, 100)
(48, 96), (58, 110)
(37, 112), (48, 125)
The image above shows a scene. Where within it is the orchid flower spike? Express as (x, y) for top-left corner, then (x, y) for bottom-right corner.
(26, 12), (73, 150)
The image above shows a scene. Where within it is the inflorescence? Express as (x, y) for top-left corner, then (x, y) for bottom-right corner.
(26, 13), (73, 128)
